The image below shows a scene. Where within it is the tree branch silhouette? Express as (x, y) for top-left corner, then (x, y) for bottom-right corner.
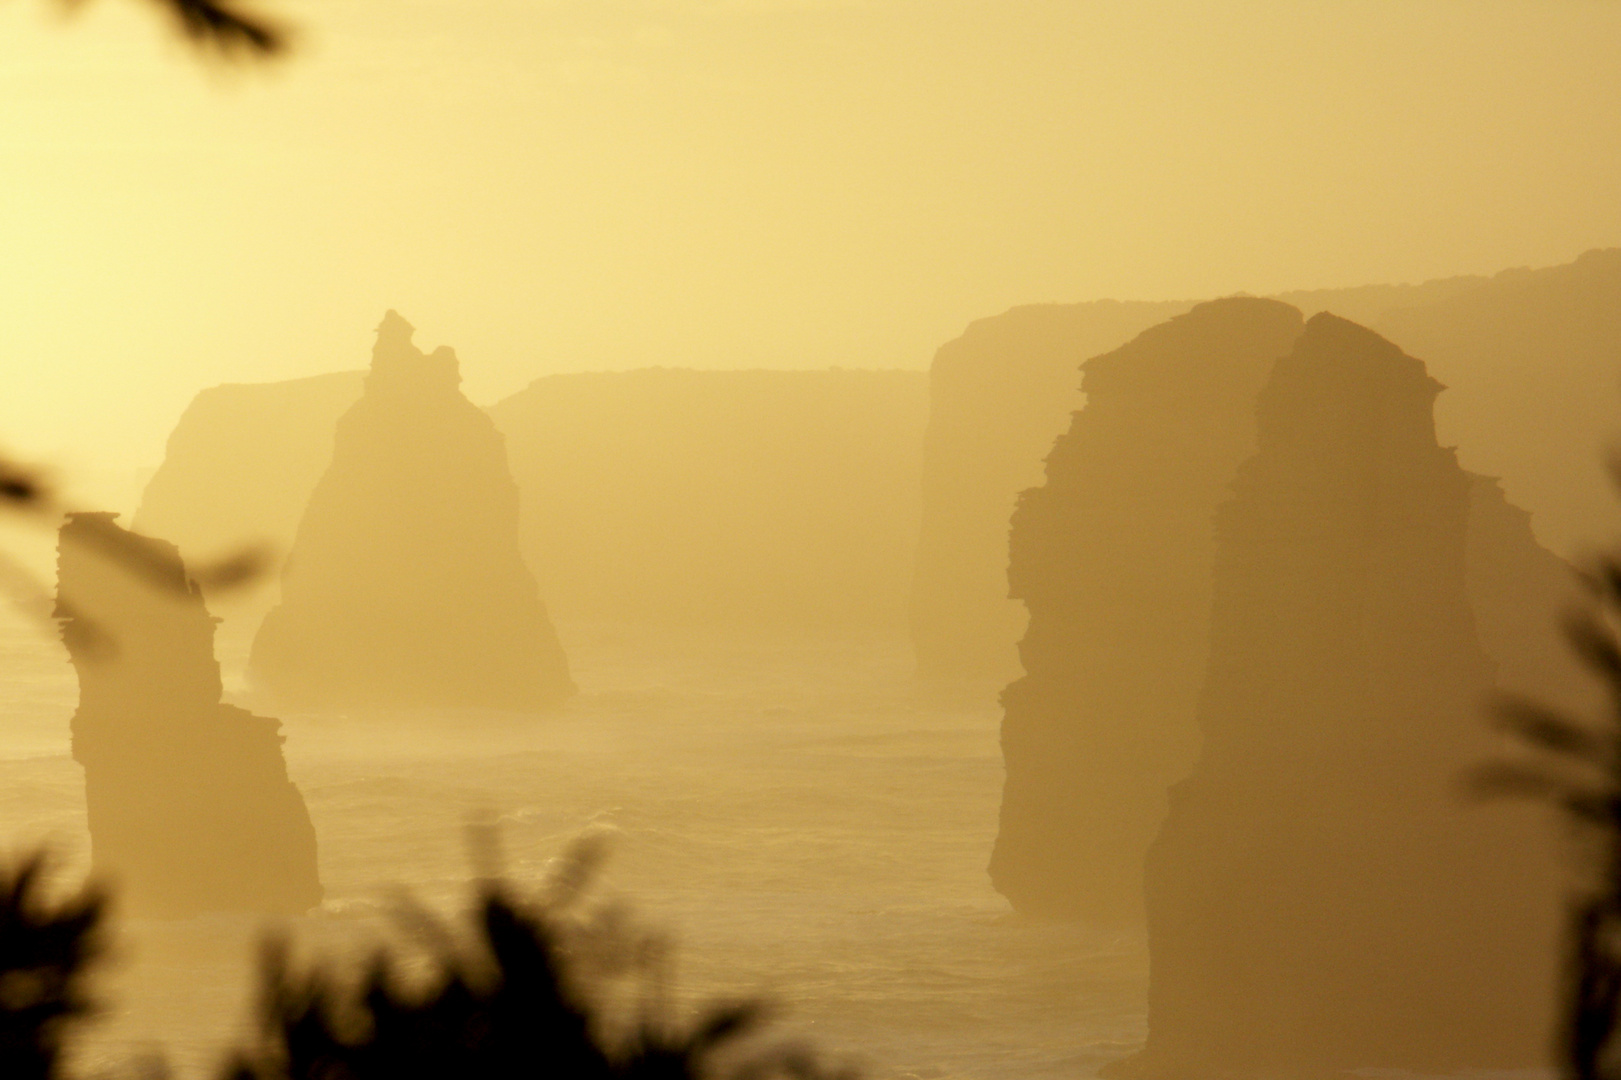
(1469, 561), (1621, 1080)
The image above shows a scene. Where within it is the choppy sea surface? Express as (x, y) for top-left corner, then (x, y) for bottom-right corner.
(0, 611), (1146, 1080)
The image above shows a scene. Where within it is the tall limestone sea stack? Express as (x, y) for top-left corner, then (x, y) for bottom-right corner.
(250, 311), (574, 711)
(58, 513), (321, 917)
(1119, 315), (1561, 1078)
(990, 298), (1303, 923)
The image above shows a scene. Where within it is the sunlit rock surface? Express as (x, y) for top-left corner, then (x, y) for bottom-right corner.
(989, 298), (1303, 924)
(249, 311), (574, 710)
(1121, 315), (1560, 1079)
(490, 368), (928, 629)
(57, 512), (321, 917)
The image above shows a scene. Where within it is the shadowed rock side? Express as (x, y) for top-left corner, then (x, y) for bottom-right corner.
(56, 512), (321, 918)
(988, 298), (1304, 924)
(489, 369), (928, 629)
(249, 312), (574, 711)
(1374, 247), (1621, 557)
(1119, 315), (1560, 1080)
(910, 300), (1194, 681)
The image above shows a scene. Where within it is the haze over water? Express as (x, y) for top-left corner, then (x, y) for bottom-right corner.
(0, 611), (1143, 1080)
(5, 3), (1621, 1078)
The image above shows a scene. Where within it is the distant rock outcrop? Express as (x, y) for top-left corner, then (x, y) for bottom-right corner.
(989, 298), (1303, 924)
(133, 371), (366, 638)
(135, 371), (366, 566)
(249, 312), (573, 711)
(489, 368), (928, 629)
(1120, 315), (1560, 1079)
(57, 512), (321, 918)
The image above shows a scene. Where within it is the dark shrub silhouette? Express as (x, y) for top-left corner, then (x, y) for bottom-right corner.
(1472, 553), (1621, 1080)
(0, 842), (836, 1080)
(0, 854), (104, 1080)
(225, 839), (834, 1080)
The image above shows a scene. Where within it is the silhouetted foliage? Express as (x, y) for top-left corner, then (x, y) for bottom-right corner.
(222, 837), (837, 1080)
(54, 0), (285, 56)
(0, 854), (105, 1080)
(0, 841), (840, 1080)
(0, 450), (267, 648)
(1470, 551), (1621, 1080)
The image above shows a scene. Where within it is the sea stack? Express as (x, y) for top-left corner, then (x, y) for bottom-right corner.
(58, 513), (321, 918)
(249, 311), (574, 711)
(1121, 315), (1560, 1078)
(909, 299), (1194, 681)
(989, 298), (1303, 924)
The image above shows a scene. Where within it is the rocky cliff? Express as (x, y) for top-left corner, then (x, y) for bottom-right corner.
(988, 302), (1587, 923)
(248, 312), (574, 711)
(1120, 315), (1560, 1078)
(132, 371), (365, 640)
(989, 298), (1303, 923)
(489, 368), (928, 629)
(57, 512), (321, 918)
(911, 253), (1607, 681)
(1374, 247), (1621, 557)
(910, 300), (1195, 681)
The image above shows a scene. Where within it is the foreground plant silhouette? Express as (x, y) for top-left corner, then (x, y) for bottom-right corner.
(1472, 555), (1621, 1080)
(0, 855), (104, 1080)
(224, 868), (819, 1080)
(0, 839), (837, 1080)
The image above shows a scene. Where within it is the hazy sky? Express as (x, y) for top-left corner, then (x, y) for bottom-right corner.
(3, 0), (1620, 477)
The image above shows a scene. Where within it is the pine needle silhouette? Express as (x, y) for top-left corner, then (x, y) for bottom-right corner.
(1469, 554), (1621, 1080)
(0, 854), (106, 1080)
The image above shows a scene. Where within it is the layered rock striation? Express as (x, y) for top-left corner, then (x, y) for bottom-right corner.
(58, 512), (321, 918)
(249, 312), (573, 710)
(989, 298), (1303, 923)
(1121, 315), (1560, 1078)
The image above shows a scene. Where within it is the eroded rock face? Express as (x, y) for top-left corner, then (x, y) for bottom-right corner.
(249, 312), (574, 711)
(57, 513), (321, 918)
(989, 298), (1303, 923)
(1122, 315), (1560, 1079)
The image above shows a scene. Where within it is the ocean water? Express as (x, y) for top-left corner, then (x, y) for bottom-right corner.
(0, 613), (1146, 1080)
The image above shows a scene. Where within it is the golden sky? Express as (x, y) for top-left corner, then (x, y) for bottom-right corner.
(3, 0), (1619, 477)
